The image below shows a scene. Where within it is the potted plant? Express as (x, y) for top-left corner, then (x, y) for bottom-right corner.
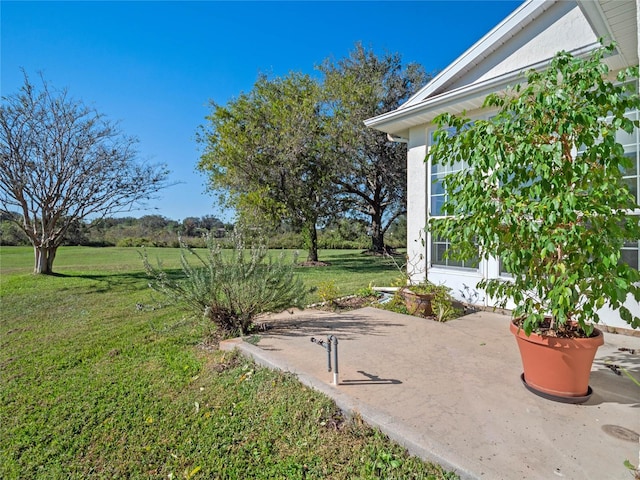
(399, 282), (462, 321)
(400, 282), (438, 316)
(428, 44), (640, 402)
(389, 250), (460, 319)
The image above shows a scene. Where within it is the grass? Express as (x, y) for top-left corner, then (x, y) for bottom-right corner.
(0, 246), (404, 303)
(1, 246), (457, 479)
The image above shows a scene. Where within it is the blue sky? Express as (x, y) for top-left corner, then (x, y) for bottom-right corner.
(1, 0), (523, 222)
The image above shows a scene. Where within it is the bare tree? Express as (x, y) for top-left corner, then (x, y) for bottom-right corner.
(0, 73), (170, 274)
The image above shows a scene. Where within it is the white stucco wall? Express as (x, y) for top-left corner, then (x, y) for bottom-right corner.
(458, 2), (598, 89)
(405, 127), (428, 284)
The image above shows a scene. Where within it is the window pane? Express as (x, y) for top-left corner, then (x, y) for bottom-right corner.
(431, 178), (445, 195)
(431, 196), (445, 216)
(463, 257), (479, 269)
(621, 151), (638, 176)
(432, 243), (447, 265)
(428, 126), (476, 270)
(620, 248), (639, 270)
(616, 122), (637, 146)
(499, 257), (513, 277)
(622, 177), (638, 200)
(430, 127), (456, 145)
(448, 258), (463, 267)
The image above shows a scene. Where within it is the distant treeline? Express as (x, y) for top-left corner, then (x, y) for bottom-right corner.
(0, 213), (406, 250)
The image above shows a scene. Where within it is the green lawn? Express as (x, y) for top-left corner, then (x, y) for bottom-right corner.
(1, 246), (456, 479)
(1, 246), (404, 302)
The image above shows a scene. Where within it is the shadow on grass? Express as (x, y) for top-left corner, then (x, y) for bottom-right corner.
(310, 253), (401, 271)
(53, 269), (184, 294)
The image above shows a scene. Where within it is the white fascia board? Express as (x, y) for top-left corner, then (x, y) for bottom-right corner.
(365, 42), (601, 136)
(401, 0), (552, 110)
(364, 73), (516, 135)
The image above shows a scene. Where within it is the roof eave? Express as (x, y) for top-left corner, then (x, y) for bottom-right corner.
(400, 0), (550, 109)
(365, 42), (602, 136)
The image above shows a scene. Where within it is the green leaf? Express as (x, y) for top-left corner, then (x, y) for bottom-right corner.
(426, 44), (640, 332)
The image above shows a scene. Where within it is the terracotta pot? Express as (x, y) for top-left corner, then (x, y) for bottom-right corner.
(400, 288), (434, 316)
(510, 320), (604, 401)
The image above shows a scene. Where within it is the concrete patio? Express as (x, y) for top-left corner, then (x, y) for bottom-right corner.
(221, 307), (640, 480)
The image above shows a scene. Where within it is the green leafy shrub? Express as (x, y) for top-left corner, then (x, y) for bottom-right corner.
(267, 231), (304, 249)
(432, 286), (462, 322)
(356, 282), (380, 298)
(142, 232), (309, 336)
(0, 220), (29, 246)
(377, 292), (409, 315)
(406, 282), (439, 295)
(429, 44), (640, 335)
(377, 282), (462, 321)
(409, 283), (462, 321)
(117, 237), (156, 247)
(317, 280), (340, 304)
(318, 232), (370, 250)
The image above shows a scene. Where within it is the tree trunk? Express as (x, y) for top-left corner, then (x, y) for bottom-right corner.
(33, 245), (57, 274)
(370, 210), (385, 253)
(305, 224), (319, 263)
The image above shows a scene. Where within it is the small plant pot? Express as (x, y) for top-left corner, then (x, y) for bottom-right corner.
(510, 320), (604, 402)
(400, 288), (435, 316)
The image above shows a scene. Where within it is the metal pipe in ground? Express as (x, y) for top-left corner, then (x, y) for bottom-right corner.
(329, 335), (338, 385)
(310, 335), (339, 386)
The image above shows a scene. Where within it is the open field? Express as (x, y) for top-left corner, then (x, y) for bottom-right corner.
(1, 246), (457, 479)
(0, 246), (404, 302)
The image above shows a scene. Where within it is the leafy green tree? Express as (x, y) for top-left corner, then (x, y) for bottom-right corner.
(181, 217), (199, 236)
(199, 215), (224, 231)
(181, 215), (225, 237)
(0, 212), (28, 246)
(320, 43), (429, 253)
(60, 218), (90, 246)
(198, 72), (335, 262)
(138, 214), (170, 232)
(429, 45), (640, 335)
(0, 73), (170, 273)
(386, 214), (407, 248)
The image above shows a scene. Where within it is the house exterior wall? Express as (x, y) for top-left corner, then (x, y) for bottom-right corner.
(368, 0), (640, 332)
(448, 2), (598, 91)
(406, 127), (428, 284)
(406, 83), (640, 332)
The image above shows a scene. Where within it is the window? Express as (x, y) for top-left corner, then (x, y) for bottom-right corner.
(575, 92), (639, 270)
(428, 124), (479, 270)
(430, 159), (467, 216)
(619, 107), (639, 269)
(431, 236), (479, 269)
(499, 257), (513, 277)
(621, 241), (639, 269)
